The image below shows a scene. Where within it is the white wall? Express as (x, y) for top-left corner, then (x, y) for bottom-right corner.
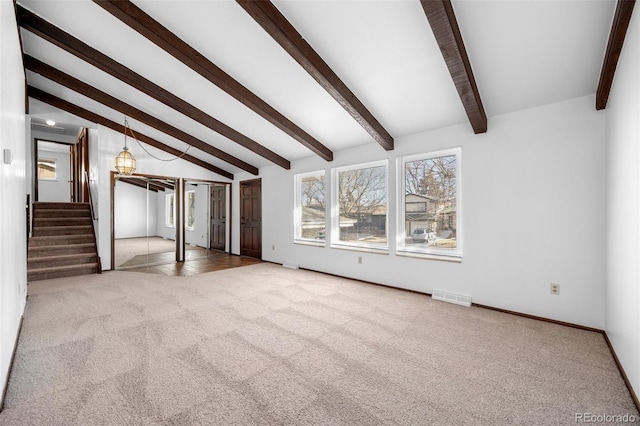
(0, 0), (28, 404)
(37, 146), (70, 202)
(257, 95), (606, 329)
(114, 180), (158, 239)
(605, 7), (640, 401)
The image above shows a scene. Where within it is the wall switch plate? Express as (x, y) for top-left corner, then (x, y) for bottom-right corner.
(550, 283), (560, 295)
(358, 256), (362, 264)
(3, 149), (12, 165)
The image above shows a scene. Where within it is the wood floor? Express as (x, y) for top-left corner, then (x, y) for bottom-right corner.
(121, 250), (262, 276)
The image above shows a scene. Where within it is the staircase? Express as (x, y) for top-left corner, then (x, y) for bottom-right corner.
(28, 202), (101, 282)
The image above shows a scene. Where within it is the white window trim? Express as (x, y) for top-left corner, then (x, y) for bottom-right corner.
(294, 170), (326, 245)
(165, 193), (175, 228)
(185, 190), (195, 231)
(331, 159), (389, 252)
(396, 147), (462, 259)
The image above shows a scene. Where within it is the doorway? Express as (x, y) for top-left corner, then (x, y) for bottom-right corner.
(111, 173), (233, 271)
(240, 179), (262, 259)
(210, 184), (227, 252)
(112, 174), (179, 270)
(35, 140), (72, 202)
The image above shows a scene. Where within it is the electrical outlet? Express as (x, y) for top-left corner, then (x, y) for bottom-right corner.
(358, 256), (362, 264)
(550, 283), (560, 295)
(272, 245), (275, 251)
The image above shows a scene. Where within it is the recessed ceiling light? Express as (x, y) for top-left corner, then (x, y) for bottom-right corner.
(45, 119), (56, 126)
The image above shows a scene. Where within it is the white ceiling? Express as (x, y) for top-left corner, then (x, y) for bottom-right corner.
(18, 0), (616, 177)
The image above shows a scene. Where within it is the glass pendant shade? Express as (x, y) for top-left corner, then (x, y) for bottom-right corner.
(115, 146), (136, 175)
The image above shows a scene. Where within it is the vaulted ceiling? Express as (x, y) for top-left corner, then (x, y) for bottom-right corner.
(17, 0), (625, 179)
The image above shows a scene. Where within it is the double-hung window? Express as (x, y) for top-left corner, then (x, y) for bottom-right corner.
(294, 170), (326, 243)
(332, 160), (388, 251)
(398, 148), (461, 259)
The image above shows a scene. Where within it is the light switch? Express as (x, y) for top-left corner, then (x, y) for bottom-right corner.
(3, 149), (12, 165)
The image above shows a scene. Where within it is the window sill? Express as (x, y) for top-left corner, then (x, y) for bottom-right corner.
(396, 250), (462, 263)
(294, 239), (326, 247)
(330, 244), (389, 255)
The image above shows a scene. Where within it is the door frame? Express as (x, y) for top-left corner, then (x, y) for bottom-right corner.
(110, 172), (232, 270)
(33, 138), (75, 202)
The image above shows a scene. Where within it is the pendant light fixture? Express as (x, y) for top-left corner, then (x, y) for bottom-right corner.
(114, 118), (136, 175)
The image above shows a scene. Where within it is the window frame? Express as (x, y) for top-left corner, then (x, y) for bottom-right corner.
(185, 190), (196, 231)
(397, 148), (462, 260)
(165, 193), (175, 228)
(294, 170), (326, 246)
(331, 159), (389, 252)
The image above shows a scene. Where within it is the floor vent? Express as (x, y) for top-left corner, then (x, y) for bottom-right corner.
(432, 289), (472, 307)
(283, 262), (299, 270)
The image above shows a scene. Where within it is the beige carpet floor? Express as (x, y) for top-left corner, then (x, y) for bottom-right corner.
(1, 263), (637, 425)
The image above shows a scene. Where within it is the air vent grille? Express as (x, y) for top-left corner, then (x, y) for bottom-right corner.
(432, 289), (472, 307)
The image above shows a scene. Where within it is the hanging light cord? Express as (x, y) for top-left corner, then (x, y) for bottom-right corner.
(124, 118), (192, 162)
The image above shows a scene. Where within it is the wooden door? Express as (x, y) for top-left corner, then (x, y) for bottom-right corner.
(240, 179), (261, 259)
(210, 184), (227, 251)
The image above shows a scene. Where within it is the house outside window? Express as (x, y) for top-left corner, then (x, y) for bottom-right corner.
(166, 193), (175, 228)
(398, 148), (461, 258)
(294, 170), (326, 243)
(186, 190), (195, 230)
(332, 160), (387, 250)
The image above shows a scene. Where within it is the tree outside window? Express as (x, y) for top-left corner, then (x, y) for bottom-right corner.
(400, 148), (460, 256)
(333, 161), (387, 249)
(295, 171), (325, 242)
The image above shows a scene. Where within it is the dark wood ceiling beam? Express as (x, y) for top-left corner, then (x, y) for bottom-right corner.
(24, 55), (259, 175)
(16, 5), (290, 170)
(117, 177), (161, 192)
(236, 0), (394, 151)
(420, 0), (487, 134)
(27, 86), (234, 180)
(92, 0), (333, 161)
(146, 179), (175, 191)
(596, 0), (636, 110)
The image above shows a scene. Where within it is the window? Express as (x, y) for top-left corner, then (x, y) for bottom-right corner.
(166, 193), (175, 228)
(333, 161), (387, 250)
(186, 190), (195, 230)
(295, 170), (326, 243)
(37, 158), (57, 180)
(398, 148), (461, 258)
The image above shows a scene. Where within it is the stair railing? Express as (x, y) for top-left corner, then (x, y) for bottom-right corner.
(84, 171), (102, 273)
